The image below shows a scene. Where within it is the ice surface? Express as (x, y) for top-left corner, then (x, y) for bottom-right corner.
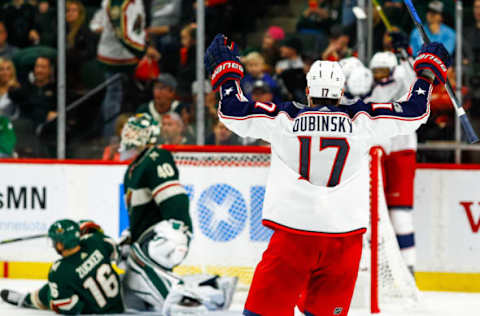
(0, 279), (479, 315)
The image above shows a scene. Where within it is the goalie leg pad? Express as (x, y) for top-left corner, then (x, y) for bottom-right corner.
(123, 243), (180, 309)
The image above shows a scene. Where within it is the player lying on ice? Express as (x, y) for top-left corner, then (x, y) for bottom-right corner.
(1, 219), (125, 314)
(204, 34), (450, 315)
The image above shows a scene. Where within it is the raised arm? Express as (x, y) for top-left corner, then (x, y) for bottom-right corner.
(348, 78), (432, 138)
(218, 80), (301, 141)
(205, 34), (302, 141)
(349, 42), (451, 138)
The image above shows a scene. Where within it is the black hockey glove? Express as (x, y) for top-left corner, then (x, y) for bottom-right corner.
(204, 33), (244, 91)
(413, 42), (451, 85)
(389, 31), (410, 56)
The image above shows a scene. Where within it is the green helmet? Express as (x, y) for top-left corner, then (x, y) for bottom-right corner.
(120, 113), (160, 152)
(48, 219), (81, 250)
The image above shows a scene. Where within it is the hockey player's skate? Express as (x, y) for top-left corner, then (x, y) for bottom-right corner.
(0, 289), (31, 308)
(216, 276), (238, 310)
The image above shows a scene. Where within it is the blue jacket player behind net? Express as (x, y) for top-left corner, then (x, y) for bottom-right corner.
(205, 34), (450, 236)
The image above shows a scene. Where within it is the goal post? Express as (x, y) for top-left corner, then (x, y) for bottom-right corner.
(164, 145), (420, 311)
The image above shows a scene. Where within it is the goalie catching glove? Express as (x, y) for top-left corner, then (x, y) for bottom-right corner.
(205, 33), (244, 91)
(413, 42), (451, 85)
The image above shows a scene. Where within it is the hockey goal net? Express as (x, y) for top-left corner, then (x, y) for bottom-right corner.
(164, 145), (420, 313)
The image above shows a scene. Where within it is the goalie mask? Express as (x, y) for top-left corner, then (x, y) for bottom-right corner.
(120, 113), (160, 152)
(306, 61), (345, 100)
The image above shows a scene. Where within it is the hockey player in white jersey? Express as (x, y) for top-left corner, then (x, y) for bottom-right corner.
(205, 34), (450, 316)
(366, 49), (419, 273)
(344, 66), (374, 101)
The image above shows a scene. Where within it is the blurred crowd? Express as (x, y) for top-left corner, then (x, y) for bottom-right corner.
(0, 0), (478, 162)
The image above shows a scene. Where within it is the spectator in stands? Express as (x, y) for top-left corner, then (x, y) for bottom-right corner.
(177, 23), (197, 101)
(96, 0), (146, 137)
(241, 52), (281, 103)
(66, 0), (96, 94)
(464, 0), (480, 120)
(10, 56), (56, 128)
(136, 73), (182, 129)
(0, 58), (20, 120)
(1, 0), (39, 48)
(417, 68), (462, 163)
(0, 115), (16, 158)
(189, 79), (217, 138)
(261, 26), (285, 74)
(275, 36), (304, 75)
(0, 21), (18, 59)
(89, 4), (106, 35)
(134, 45), (161, 104)
(251, 80), (274, 104)
(102, 113), (131, 161)
(160, 112), (193, 145)
(321, 26), (353, 61)
(296, 0), (340, 36)
(341, 0), (357, 28)
(34, 0), (56, 48)
(275, 36), (306, 102)
(409, 0), (455, 56)
(206, 119), (241, 146)
(147, 0), (182, 74)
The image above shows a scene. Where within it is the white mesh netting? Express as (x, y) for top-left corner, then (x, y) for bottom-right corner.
(353, 148), (421, 312)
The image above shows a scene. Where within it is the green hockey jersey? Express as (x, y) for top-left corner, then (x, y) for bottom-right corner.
(124, 146), (192, 242)
(47, 233), (123, 314)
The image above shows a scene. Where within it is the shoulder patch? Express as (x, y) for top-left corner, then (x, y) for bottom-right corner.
(393, 102), (404, 113)
(149, 150), (160, 161)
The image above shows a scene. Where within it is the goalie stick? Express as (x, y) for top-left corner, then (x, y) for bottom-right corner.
(0, 234), (47, 245)
(403, 0), (479, 144)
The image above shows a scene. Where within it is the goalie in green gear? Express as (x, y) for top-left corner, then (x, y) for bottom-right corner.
(120, 113), (238, 313)
(0, 220), (124, 314)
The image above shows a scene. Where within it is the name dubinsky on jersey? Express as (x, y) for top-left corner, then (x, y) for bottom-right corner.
(218, 79), (432, 236)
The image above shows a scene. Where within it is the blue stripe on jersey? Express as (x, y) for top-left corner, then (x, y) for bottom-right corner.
(243, 309), (262, 316)
(346, 78), (432, 120)
(304, 311), (315, 316)
(219, 78), (431, 122)
(219, 80), (303, 120)
(397, 233), (415, 249)
(389, 206), (414, 211)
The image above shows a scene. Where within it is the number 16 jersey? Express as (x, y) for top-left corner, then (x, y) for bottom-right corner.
(218, 79), (432, 236)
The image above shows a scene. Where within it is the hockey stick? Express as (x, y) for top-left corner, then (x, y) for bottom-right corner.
(372, 0), (413, 67)
(403, 0), (479, 144)
(0, 234), (47, 245)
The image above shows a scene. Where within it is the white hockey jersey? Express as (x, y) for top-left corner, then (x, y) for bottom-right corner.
(97, 0), (146, 66)
(218, 79), (432, 235)
(366, 60), (418, 154)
